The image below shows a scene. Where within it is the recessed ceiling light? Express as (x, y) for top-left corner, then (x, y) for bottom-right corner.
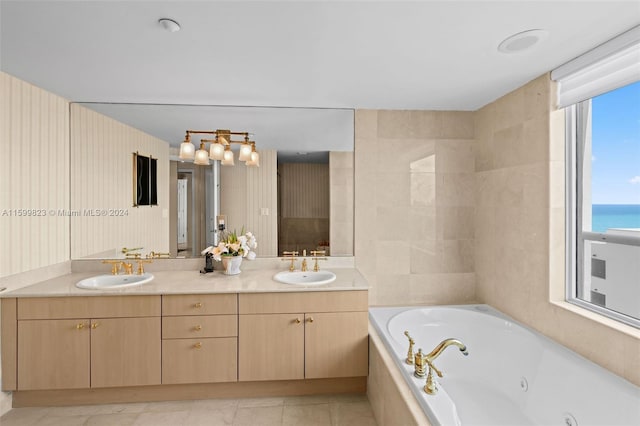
(498, 29), (547, 53)
(158, 18), (180, 33)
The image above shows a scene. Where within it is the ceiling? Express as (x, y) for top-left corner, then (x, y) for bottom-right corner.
(1, 1), (639, 149)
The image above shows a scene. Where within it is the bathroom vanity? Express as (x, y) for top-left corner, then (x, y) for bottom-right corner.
(0, 268), (368, 407)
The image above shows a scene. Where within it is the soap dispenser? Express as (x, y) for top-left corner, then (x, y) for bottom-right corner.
(200, 252), (215, 274)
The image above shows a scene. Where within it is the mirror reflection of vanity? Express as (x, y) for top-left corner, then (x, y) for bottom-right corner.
(69, 103), (354, 260)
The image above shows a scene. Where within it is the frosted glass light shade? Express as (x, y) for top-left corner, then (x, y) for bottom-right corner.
(238, 143), (252, 161)
(221, 149), (235, 166)
(179, 141), (195, 160)
(209, 142), (225, 160)
(194, 148), (210, 165)
(246, 151), (260, 167)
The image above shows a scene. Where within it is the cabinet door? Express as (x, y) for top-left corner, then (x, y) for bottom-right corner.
(163, 337), (237, 384)
(18, 319), (90, 390)
(304, 312), (368, 379)
(91, 317), (161, 388)
(239, 314), (304, 381)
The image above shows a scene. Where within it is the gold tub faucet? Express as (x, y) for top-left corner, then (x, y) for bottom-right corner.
(413, 338), (468, 395)
(425, 338), (468, 361)
(404, 331), (415, 365)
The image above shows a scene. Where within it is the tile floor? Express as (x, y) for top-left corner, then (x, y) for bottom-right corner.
(0, 394), (378, 426)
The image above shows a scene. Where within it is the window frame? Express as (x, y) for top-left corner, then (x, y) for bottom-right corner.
(565, 99), (640, 329)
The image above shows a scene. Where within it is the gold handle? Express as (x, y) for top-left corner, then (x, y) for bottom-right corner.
(91, 323), (99, 329)
(193, 342), (202, 349)
(194, 302), (203, 308)
(295, 318), (301, 324)
(307, 317), (314, 323)
(76, 323), (85, 330)
(194, 325), (202, 331)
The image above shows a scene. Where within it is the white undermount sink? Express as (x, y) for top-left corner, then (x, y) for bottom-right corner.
(75, 273), (154, 290)
(273, 270), (337, 286)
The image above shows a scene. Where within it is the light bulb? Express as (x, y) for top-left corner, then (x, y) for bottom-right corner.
(247, 151), (260, 167)
(221, 148), (235, 166)
(239, 143), (252, 162)
(179, 141), (195, 160)
(194, 147), (210, 165)
(209, 142), (225, 160)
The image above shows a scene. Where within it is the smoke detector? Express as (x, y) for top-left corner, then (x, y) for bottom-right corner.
(158, 18), (181, 33)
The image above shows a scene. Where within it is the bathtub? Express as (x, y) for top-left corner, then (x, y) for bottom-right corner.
(369, 305), (640, 426)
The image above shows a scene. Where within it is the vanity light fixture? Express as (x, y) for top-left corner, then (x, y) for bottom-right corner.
(179, 129), (259, 167)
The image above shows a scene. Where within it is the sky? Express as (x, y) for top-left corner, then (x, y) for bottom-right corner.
(591, 80), (640, 205)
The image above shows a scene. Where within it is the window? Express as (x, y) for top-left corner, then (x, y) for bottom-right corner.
(566, 81), (640, 327)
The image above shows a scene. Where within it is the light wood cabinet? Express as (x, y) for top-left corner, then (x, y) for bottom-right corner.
(162, 314), (237, 339)
(161, 294), (239, 385)
(238, 314), (305, 381)
(15, 296), (161, 391)
(18, 319), (90, 390)
(238, 291), (368, 382)
(304, 312), (368, 379)
(5, 289), (368, 396)
(162, 294), (237, 316)
(162, 337), (237, 384)
(91, 317), (161, 388)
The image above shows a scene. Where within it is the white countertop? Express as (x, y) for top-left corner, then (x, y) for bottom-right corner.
(0, 268), (369, 298)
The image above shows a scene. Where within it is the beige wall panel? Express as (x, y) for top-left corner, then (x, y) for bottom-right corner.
(354, 109), (476, 306)
(279, 163), (329, 218)
(70, 104), (170, 258)
(0, 72), (70, 278)
(473, 73), (640, 386)
(221, 149), (277, 256)
(330, 151), (354, 255)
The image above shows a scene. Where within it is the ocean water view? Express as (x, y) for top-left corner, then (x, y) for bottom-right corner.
(592, 204), (640, 232)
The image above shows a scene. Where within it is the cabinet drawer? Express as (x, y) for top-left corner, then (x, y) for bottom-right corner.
(17, 296), (161, 320)
(162, 337), (237, 384)
(162, 315), (237, 339)
(239, 291), (368, 314)
(162, 294), (237, 316)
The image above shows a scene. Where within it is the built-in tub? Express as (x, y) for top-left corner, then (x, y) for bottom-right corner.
(369, 305), (640, 426)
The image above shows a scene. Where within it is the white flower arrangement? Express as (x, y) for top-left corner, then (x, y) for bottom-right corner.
(201, 229), (257, 261)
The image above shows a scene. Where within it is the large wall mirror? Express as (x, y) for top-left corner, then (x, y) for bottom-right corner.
(69, 103), (354, 259)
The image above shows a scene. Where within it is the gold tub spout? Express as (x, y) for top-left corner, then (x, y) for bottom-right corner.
(425, 338), (468, 362)
(419, 338), (468, 395)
